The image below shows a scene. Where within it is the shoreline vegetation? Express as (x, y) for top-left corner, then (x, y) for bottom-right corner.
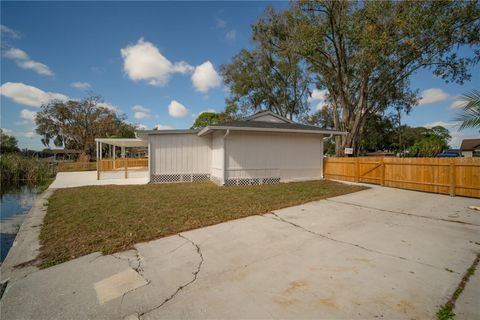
(0, 153), (56, 192)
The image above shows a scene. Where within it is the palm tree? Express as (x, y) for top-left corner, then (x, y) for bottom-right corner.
(455, 89), (480, 130)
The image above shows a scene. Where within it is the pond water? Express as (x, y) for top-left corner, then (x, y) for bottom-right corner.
(0, 184), (38, 262)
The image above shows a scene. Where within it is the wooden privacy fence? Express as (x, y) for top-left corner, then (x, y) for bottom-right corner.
(97, 158), (148, 179)
(99, 158), (148, 171)
(323, 157), (480, 198)
(57, 162), (97, 172)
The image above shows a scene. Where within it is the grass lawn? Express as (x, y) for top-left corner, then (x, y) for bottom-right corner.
(39, 180), (366, 267)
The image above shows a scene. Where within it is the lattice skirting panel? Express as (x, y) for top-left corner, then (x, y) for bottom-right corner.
(224, 177), (281, 186)
(150, 173), (210, 184)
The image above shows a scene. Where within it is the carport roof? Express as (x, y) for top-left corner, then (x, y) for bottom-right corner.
(94, 138), (147, 148)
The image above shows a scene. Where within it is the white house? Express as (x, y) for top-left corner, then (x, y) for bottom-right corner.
(460, 139), (480, 157)
(131, 111), (345, 186)
(95, 111), (345, 185)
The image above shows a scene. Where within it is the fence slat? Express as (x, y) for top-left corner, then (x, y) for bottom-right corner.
(324, 157), (480, 198)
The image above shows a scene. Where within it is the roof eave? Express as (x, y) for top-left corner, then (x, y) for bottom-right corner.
(136, 129), (200, 135)
(197, 126), (347, 137)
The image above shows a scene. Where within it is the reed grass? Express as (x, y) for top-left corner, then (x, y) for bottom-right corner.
(0, 153), (56, 186)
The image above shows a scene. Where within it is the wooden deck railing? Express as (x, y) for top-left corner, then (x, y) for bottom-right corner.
(57, 162), (97, 172)
(323, 157), (480, 198)
(99, 158), (148, 171)
(97, 158), (148, 180)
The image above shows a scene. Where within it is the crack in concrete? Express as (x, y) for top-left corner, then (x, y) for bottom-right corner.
(117, 247), (151, 317)
(267, 212), (450, 272)
(138, 234), (204, 319)
(326, 199), (480, 227)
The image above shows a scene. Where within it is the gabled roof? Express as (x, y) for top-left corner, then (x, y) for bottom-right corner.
(460, 139), (480, 151)
(242, 110), (294, 123)
(135, 110), (347, 137)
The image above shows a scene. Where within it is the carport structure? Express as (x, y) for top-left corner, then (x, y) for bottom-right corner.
(95, 138), (148, 180)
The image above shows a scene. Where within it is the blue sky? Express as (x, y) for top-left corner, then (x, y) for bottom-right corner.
(1, 1), (478, 150)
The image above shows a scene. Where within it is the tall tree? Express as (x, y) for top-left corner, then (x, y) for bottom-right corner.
(226, 1), (479, 155)
(405, 126), (451, 157)
(221, 7), (311, 120)
(0, 129), (19, 153)
(191, 112), (231, 129)
(455, 89), (480, 130)
(35, 95), (135, 157)
(294, 0), (479, 155)
(359, 114), (397, 154)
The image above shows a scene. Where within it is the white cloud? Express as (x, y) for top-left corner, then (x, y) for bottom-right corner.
(215, 18), (227, 29)
(0, 82), (68, 107)
(450, 99), (466, 109)
(3, 47), (54, 76)
(191, 61), (221, 93)
(1, 128), (13, 134)
(132, 104), (150, 119)
(136, 124), (147, 130)
(17, 60), (53, 76)
(1, 25), (21, 39)
(309, 89), (329, 110)
(1, 83), (118, 114)
(418, 88), (449, 106)
(20, 109), (37, 123)
(71, 82), (91, 90)
(424, 121), (459, 129)
(226, 29), (236, 41)
(155, 124), (173, 130)
(15, 131), (36, 138)
(309, 89), (328, 102)
(168, 100), (188, 118)
(132, 105), (149, 113)
(4, 48), (28, 60)
(98, 102), (119, 112)
(121, 38), (193, 86)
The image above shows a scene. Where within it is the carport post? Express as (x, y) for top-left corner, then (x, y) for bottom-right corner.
(122, 146), (127, 179)
(113, 145), (116, 169)
(96, 141), (100, 180)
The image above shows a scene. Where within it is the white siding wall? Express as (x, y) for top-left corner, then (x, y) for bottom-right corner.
(211, 131), (224, 183)
(150, 133), (211, 175)
(225, 131), (323, 182)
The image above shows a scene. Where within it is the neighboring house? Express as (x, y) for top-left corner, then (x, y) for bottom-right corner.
(460, 139), (480, 157)
(128, 111), (345, 186)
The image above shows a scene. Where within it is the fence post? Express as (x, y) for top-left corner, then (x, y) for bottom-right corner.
(449, 160), (456, 197)
(380, 158), (385, 186)
(354, 158), (360, 182)
(125, 158), (128, 179)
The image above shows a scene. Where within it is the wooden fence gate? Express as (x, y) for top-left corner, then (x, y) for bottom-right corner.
(323, 157), (480, 198)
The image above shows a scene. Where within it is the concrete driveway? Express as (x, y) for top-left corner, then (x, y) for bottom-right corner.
(2, 186), (479, 319)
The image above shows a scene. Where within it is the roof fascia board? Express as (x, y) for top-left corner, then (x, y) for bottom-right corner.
(197, 126), (347, 136)
(136, 129), (200, 135)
